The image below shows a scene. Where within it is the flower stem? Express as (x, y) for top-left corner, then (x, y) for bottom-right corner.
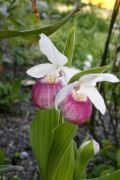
(59, 112), (64, 124)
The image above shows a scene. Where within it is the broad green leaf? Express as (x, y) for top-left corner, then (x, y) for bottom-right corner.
(64, 26), (76, 66)
(30, 109), (59, 180)
(74, 141), (95, 180)
(54, 142), (75, 180)
(47, 122), (77, 180)
(0, 8), (79, 41)
(74, 144), (82, 180)
(69, 65), (111, 83)
(88, 169), (120, 180)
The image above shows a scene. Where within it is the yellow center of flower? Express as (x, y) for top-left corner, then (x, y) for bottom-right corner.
(47, 74), (56, 84)
(72, 84), (87, 102)
(47, 70), (62, 84)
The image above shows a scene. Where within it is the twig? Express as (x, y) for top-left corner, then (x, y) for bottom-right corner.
(100, 0), (120, 66)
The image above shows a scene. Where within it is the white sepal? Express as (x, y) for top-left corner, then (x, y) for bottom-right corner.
(26, 63), (56, 78)
(62, 66), (80, 83)
(39, 34), (67, 66)
(85, 87), (106, 114)
(80, 73), (119, 86)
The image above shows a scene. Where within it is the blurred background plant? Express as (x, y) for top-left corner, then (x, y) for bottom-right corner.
(0, 0), (120, 179)
(0, 0), (109, 111)
(90, 0), (120, 147)
(0, 149), (23, 179)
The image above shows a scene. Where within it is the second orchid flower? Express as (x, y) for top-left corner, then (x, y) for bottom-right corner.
(55, 73), (119, 125)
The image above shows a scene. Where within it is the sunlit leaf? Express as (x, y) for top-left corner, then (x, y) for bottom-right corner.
(30, 109), (59, 180)
(64, 26), (76, 66)
(0, 8), (79, 41)
(54, 142), (75, 180)
(74, 141), (95, 180)
(69, 65), (111, 83)
(47, 122), (77, 180)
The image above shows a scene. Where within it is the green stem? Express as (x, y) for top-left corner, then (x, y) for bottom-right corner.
(59, 112), (64, 124)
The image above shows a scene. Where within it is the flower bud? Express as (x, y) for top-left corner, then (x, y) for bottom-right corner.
(80, 140), (100, 155)
(60, 93), (92, 125)
(32, 80), (63, 109)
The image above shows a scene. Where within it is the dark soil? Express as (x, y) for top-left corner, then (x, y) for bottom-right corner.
(0, 101), (41, 180)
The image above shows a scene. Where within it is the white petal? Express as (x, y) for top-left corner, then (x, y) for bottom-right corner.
(62, 66), (80, 83)
(80, 73), (119, 86)
(26, 63), (56, 78)
(55, 82), (78, 109)
(93, 140), (100, 155)
(39, 34), (67, 66)
(85, 87), (106, 114)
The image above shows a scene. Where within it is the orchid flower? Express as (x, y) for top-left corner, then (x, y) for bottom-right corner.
(27, 33), (79, 84)
(55, 73), (119, 124)
(26, 33), (79, 109)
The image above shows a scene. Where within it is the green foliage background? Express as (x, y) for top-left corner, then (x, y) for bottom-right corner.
(0, 0), (109, 68)
(0, 0), (120, 179)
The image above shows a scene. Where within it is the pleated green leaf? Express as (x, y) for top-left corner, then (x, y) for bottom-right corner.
(47, 122), (77, 180)
(64, 26), (76, 66)
(30, 109), (59, 180)
(74, 141), (95, 180)
(54, 142), (75, 180)
(74, 144), (82, 180)
(69, 65), (111, 83)
(0, 8), (78, 41)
